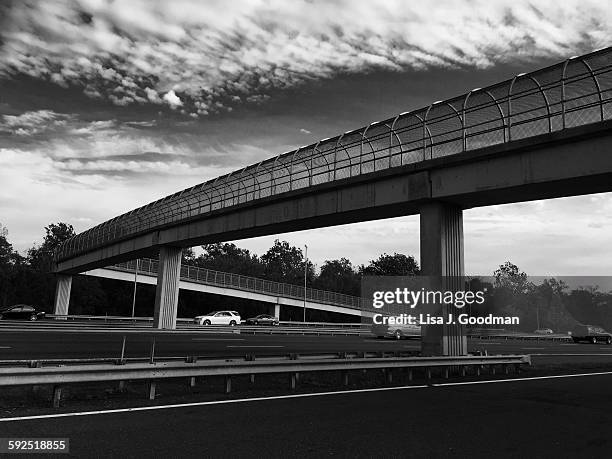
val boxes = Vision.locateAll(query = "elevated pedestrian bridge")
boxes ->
[55,46,612,274]
[52,46,612,354]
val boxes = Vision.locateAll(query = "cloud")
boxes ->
[1,110,73,136]
[0,1,609,116]
[162,90,183,108]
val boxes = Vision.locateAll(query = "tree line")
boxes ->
[2,221,611,330]
[0,221,419,320]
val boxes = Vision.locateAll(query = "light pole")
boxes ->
[131,259,139,320]
[303,244,308,322]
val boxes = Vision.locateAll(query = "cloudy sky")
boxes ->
[1,0,611,276]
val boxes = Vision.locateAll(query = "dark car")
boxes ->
[245,314,279,326]
[571,324,612,344]
[0,304,46,321]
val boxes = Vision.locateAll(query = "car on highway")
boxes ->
[571,324,612,344]
[194,310,241,326]
[371,321,421,340]
[534,328,554,334]
[0,304,46,321]
[245,314,280,326]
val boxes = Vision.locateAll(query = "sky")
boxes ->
[0,0,611,276]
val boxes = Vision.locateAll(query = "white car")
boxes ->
[194,310,241,326]
[534,328,554,334]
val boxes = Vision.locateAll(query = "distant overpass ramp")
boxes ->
[85,259,369,318]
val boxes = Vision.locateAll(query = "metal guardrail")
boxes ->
[469,334,572,342]
[0,353,530,406]
[0,317,370,336]
[57,46,612,261]
[1,316,578,340]
[109,258,365,310]
[41,315,365,328]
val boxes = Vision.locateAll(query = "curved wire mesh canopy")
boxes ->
[56,46,612,262]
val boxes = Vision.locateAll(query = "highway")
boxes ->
[2,327,612,365]
[2,371,612,457]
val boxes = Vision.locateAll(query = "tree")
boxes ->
[181,247,196,265]
[196,243,264,277]
[261,240,314,284]
[493,261,531,295]
[0,224,24,307]
[360,253,420,276]
[28,222,76,271]
[314,258,360,295]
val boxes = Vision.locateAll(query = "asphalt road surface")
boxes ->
[2,328,612,365]
[2,372,612,457]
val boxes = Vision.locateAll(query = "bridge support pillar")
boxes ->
[53,274,72,316]
[419,201,467,356]
[273,301,280,319]
[153,246,182,329]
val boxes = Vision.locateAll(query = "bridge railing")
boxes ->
[57,47,612,261]
[109,259,366,311]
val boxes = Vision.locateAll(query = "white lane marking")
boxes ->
[521,347,545,350]
[531,353,612,356]
[432,370,612,387]
[0,384,429,422]
[226,345,284,348]
[0,346,11,349]
[4,371,612,422]
[192,338,246,341]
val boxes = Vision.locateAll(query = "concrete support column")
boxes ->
[273,300,280,319]
[53,274,72,316]
[153,246,182,329]
[420,201,467,356]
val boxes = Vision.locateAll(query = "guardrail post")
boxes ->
[461,366,467,377]
[119,380,127,392]
[249,374,255,385]
[408,369,413,381]
[189,377,196,388]
[149,337,156,364]
[120,335,126,362]
[444,367,449,379]
[52,386,62,408]
[148,381,156,400]
[225,376,232,394]
[386,369,393,384]
[342,371,349,386]
[426,368,432,380]
[290,372,298,390]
